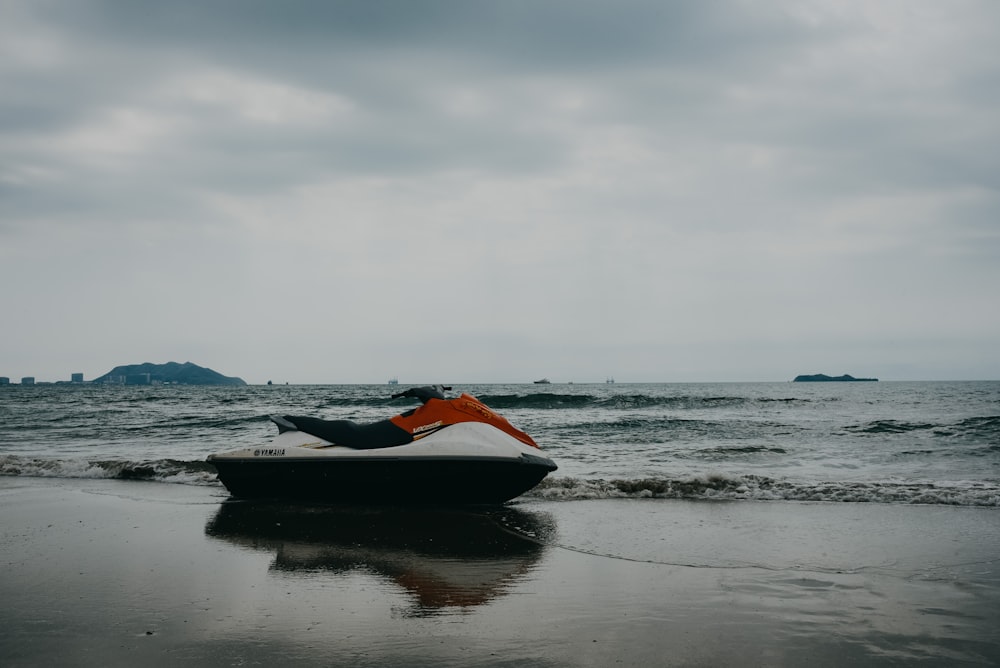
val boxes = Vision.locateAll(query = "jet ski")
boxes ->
[208,385,557,504]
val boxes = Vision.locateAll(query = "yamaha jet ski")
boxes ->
[208,386,557,504]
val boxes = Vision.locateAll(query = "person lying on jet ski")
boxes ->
[275,385,537,449]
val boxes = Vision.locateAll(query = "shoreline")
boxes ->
[2,477,999,667]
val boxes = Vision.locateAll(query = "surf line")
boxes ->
[550,543,895,574]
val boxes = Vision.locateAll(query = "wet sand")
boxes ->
[1,477,998,667]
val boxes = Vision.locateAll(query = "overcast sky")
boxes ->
[2,0,998,384]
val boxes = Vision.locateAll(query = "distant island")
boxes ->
[91,361,246,386]
[793,374,878,382]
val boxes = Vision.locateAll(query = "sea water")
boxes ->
[1,381,998,506]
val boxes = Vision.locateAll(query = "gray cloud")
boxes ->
[2,0,998,382]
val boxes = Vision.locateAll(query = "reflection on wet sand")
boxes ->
[205,502,555,614]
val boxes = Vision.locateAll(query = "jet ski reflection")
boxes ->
[205,501,555,613]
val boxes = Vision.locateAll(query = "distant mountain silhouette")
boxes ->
[91,361,246,386]
[793,373,878,382]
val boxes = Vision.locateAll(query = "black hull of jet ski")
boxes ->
[209,454,555,505]
[208,421,557,505]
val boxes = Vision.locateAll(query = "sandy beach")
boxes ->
[2,477,998,667]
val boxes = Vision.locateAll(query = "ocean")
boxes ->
[3,381,1000,666]
[2,381,998,506]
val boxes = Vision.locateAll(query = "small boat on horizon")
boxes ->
[533,378,551,384]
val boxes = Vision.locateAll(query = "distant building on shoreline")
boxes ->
[1,374,85,384]
[2,362,244,386]
[96,373,152,385]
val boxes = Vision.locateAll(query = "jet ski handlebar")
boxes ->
[391,385,453,403]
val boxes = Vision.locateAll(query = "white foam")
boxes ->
[529,475,1000,506]
[0,455,219,486]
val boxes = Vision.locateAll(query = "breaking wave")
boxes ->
[0,454,218,485]
[845,415,1000,440]
[475,393,810,410]
[528,475,1000,507]
[4,455,998,507]
[846,420,938,435]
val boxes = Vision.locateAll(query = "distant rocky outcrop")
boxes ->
[92,362,246,386]
[793,373,878,382]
